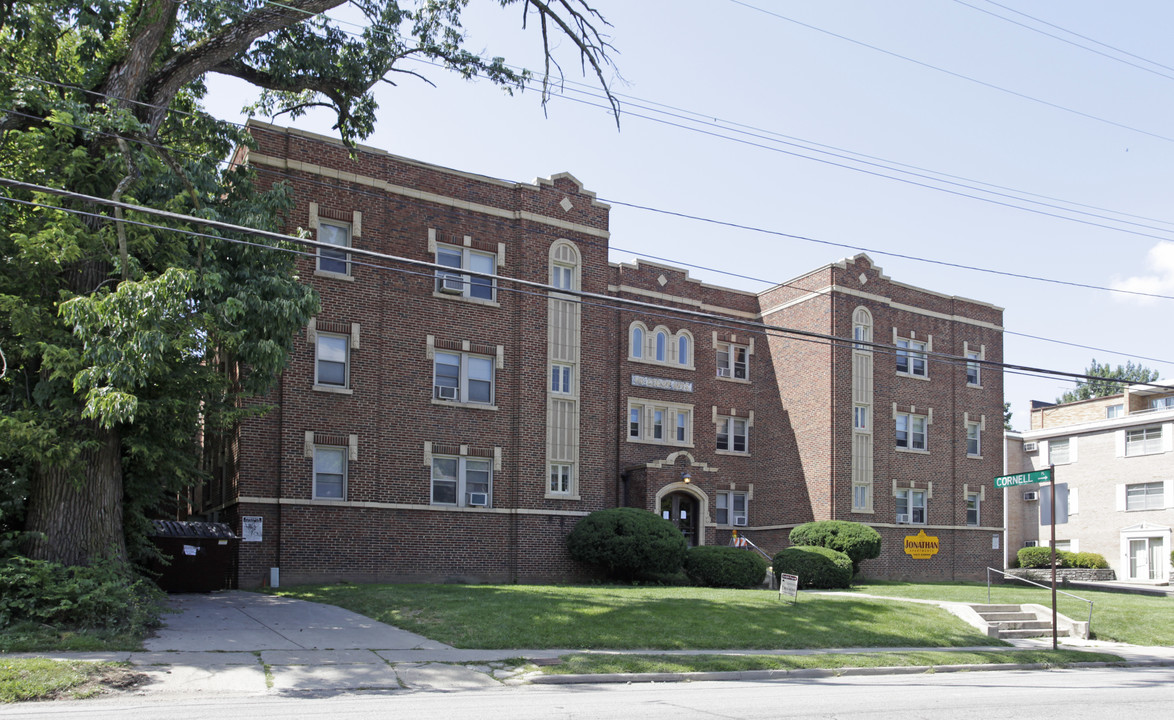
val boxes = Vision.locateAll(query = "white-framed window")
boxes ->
[313,446,347,500]
[435,245,496,301]
[896,488,926,524]
[1023,540,1039,548]
[716,416,749,453]
[630,325,644,359]
[716,342,748,380]
[854,405,869,430]
[715,491,748,526]
[1107,404,1124,419]
[551,363,573,395]
[1049,438,1071,465]
[853,484,871,512]
[655,330,667,362]
[315,333,349,388]
[966,491,980,526]
[1150,397,1174,411]
[549,463,573,495]
[678,335,690,366]
[627,399,693,446]
[853,309,872,349]
[1126,481,1165,511]
[966,351,981,386]
[317,220,351,276]
[895,413,927,451]
[434,351,494,404]
[896,338,927,377]
[551,263,574,291]
[431,456,492,507]
[966,422,981,457]
[1126,426,1162,456]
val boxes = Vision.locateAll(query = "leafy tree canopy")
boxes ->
[1057,359,1160,404]
[0,0,618,568]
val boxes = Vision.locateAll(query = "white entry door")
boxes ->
[1128,537,1164,581]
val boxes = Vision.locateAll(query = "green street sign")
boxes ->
[994,468,1053,489]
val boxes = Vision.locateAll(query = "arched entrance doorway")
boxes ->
[660,492,700,546]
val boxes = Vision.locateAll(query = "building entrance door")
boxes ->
[1128,537,1164,581]
[660,492,699,546]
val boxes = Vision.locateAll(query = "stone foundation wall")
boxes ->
[1008,567,1116,583]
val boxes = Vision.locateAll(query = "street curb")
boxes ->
[528,659,1174,685]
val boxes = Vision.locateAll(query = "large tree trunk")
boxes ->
[23,420,127,566]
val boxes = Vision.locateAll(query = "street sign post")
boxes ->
[993,469,1052,488]
[993,465,1058,649]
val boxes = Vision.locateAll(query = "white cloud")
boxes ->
[1112,241,1174,305]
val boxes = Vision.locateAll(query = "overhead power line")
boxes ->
[3,175,1171,385]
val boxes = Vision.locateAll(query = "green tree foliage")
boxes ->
[1004,401,1013,431]
[789,520,881,575]
[0,1,618,568]
[771,546,853,589]
[1058,359,1160,404]
[567,508,687,582]
[683,545,767,588]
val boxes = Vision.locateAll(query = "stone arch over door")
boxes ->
[655,482,709,547]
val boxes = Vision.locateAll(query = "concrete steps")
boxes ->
[969,604,1054,639]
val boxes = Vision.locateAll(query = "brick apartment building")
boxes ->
[194,122,1006,587]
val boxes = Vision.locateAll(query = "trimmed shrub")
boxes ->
[771,545,852,589]
[789,521,881,574]
[1018,546,1067,568]
[567,508,687,581]
[1069,552,1110,569]
[0,556,163,633]
[684,546,768,588]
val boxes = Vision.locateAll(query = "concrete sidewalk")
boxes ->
[7,590,1174,698]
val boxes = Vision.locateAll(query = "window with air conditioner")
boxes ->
[716,342,749,380]
[431,456,492,507]
[1023,491,1039,501]
[433,351,494,405]
[895,488,926,524]
[435,245,496,301]
[715,491,748,527]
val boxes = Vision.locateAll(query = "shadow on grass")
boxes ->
[274,584,997,650]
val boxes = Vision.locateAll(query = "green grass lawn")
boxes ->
[846,580,1174,646]
[272,583,1004,650]
[0,658,127,702]
[0,622,144,654]
[543,648,1124,675]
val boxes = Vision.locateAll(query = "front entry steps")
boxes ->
[960,603,1089,640]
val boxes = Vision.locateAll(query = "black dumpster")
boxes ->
[148,520,239,592]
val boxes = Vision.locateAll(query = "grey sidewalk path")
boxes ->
[5,590,1174,698]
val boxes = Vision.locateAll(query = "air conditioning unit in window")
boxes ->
[435,385,458,401]
[717,367,732,377]
[1023,540,1038,548]
[439,275,464,294]
[467,492,488,507]
[734,516,748,527]
[1023,491,1039,502]
[896,514,910,524]
[1023,441,1038,453]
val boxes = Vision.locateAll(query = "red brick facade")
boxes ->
[193,123,1005,587]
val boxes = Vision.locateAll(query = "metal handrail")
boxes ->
[987,566,1094,630]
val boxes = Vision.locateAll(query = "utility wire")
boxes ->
[728,0,1174,145]
[3,176,1171,385]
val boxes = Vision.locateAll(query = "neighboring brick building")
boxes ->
[192,122,1006,587]
[1006,383,1174,583]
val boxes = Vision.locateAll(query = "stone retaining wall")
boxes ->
[1008,567,1116,583]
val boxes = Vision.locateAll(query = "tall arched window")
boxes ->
[678,335,690,365]
[853,307,873,349]
[631,326,644,359]
[656,331,667,362]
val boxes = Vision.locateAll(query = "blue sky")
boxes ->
[204,1,1174,431]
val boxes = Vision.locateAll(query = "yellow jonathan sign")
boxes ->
[903,530,940,559]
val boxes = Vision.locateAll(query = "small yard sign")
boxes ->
[903,530,940,559]
[778,572,799,603]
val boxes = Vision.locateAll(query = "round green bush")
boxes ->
[1069,552,1109,569]
[567,508,687,581]
[789,521,881,574]
[684,545,768,588]
[0,556,163,632]
[1017,546,1065,568]
[771,545,853,589]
